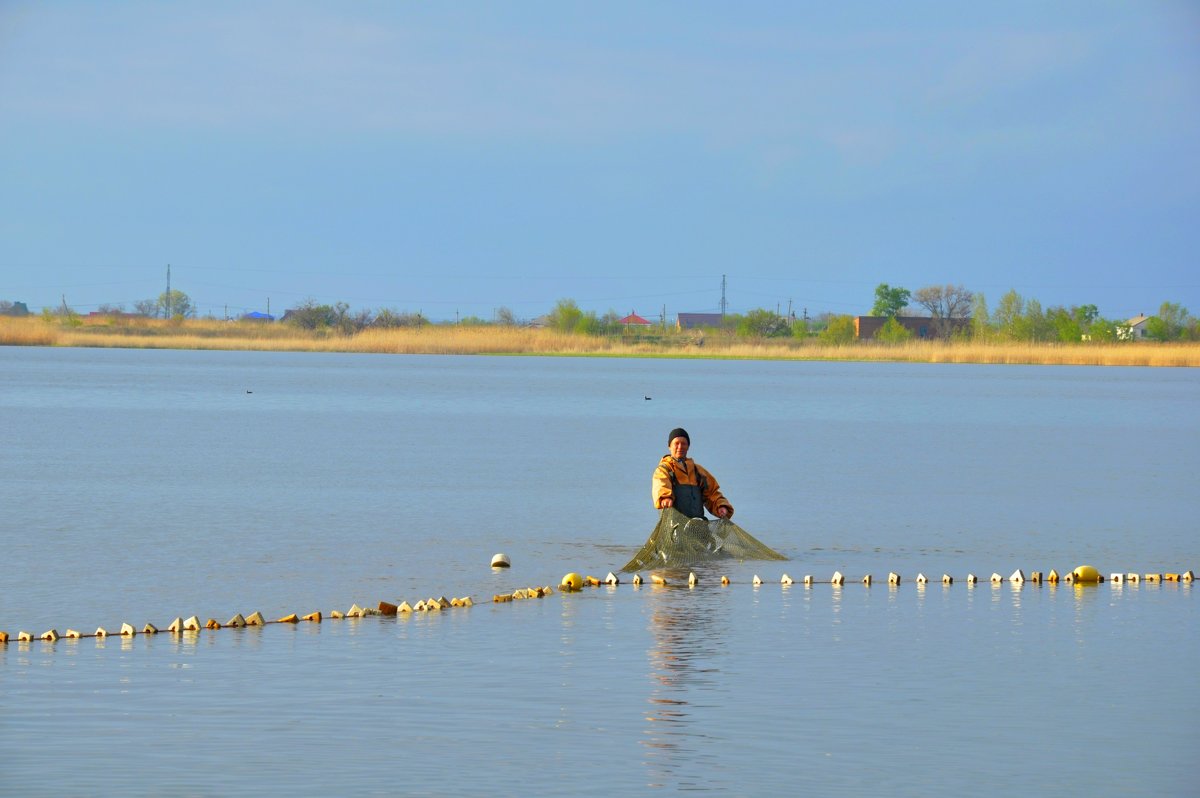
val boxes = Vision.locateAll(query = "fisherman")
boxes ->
[652,427,733,520]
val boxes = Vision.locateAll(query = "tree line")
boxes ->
[7,283,1196,343]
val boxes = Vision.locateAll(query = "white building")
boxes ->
[1118,313,1152,341]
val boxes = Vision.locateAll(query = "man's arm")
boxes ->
[652,463,674,509]
[698,465,733,518]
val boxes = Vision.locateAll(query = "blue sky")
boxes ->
[2,2,1197,322]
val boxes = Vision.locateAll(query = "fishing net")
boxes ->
[621,508,788,572]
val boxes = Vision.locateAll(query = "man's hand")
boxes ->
[716,506,730,518]
[660,497,674,508]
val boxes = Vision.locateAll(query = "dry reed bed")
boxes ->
[2,317,1198,366]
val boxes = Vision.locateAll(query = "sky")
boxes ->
[1,2,1198,323]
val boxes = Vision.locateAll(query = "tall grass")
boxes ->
[2,316,1198,366]
[0,316,58,346]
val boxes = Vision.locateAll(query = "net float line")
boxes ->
[2,567,1191,647]
[1,596,475,646]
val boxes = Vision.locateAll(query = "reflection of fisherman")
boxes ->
[652,427,733,520]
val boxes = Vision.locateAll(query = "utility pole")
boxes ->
[166,264,171,318]
[661,304,667,330]
[267,298,270,317]
[720,275,727,320]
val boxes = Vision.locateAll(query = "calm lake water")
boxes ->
[2,346,1197,796]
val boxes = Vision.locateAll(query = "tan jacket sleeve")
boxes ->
[652,461,674,508]
[696,463,733,518]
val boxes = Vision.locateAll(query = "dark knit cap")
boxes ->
[667,427,690,445]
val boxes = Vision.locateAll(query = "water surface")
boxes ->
[1,347,1196,795]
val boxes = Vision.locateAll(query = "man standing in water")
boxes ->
[652,427,733,520]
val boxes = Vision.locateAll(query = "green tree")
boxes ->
[970,293,992,341]
[875,316,913,343]
[1145,301,1191,341]
[1085,316,1120,342]
[1023,299,1052,341]
[736,308,791,338]
[548,298,584,333]
[1047,306,1082,343]
[156,289,195,319]
[574,310,602,335]
[871,284,911,319]
[993,290,1024,340]
[818,314,856,344]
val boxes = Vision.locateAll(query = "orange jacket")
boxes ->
[651,455,733,518]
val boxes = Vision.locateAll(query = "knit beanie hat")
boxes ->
[667,427,690,445]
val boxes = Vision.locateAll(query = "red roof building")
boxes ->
[619,312,653,326]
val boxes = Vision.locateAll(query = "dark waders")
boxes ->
[670,466,709,519]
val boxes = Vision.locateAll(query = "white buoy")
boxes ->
[491,553,511,568]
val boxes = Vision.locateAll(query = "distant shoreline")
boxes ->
[2,316,1198,367]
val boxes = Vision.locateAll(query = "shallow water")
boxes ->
[2,347,1197,795]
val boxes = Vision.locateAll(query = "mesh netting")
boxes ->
[621,508,788,572]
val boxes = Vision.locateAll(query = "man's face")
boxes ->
[669,436,690,459]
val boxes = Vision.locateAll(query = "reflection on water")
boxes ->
[641,579,729,791]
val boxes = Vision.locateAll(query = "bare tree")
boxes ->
[912,284,974,339]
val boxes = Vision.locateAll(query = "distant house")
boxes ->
[241,311,275,322]
[854,315,970,340]
[676,312,724,330]
[0,301,30,317]
[1118,313,1152,341]
[619,312,653,327]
